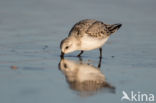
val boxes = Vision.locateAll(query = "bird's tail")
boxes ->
[108,24,122,34]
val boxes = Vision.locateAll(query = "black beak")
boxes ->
[60,52,64,58]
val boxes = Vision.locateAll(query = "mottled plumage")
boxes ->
[68,19,119,39]
[60,19,122,57]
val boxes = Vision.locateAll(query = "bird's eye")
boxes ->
[65,46,69,49]
[64,63,67,68]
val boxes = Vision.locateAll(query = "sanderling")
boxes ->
[60,19,122,57]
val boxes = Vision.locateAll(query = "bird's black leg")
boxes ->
[77,50,83,57]
[97,48,103,68]
[98,56,102,68]
[99,48,102,58]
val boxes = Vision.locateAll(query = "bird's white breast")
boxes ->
[80,35,109,51]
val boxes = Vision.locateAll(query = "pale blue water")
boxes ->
[0,0,156,103]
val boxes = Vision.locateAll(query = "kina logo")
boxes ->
[121,90,155,102]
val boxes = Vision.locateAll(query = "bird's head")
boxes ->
[60,37,79,56]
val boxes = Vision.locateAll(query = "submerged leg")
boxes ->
[77,51,84,57]
[99,48,102,58]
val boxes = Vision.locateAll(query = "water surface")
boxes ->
[0,0,156,103]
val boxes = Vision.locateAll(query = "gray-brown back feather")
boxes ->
[68,19,96,37]
[86,21,110,38]
[68,19,121,39]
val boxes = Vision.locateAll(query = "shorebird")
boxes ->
[60,19,122,57]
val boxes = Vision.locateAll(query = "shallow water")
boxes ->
[0,0,156,103]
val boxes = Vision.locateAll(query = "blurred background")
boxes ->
[0,0,156,103]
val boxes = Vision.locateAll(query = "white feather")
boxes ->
[80,34,109,51]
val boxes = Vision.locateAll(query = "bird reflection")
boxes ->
[58,57,115,96]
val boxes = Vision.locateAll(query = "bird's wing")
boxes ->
[86,21,109,39]
[68,19,96,37]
